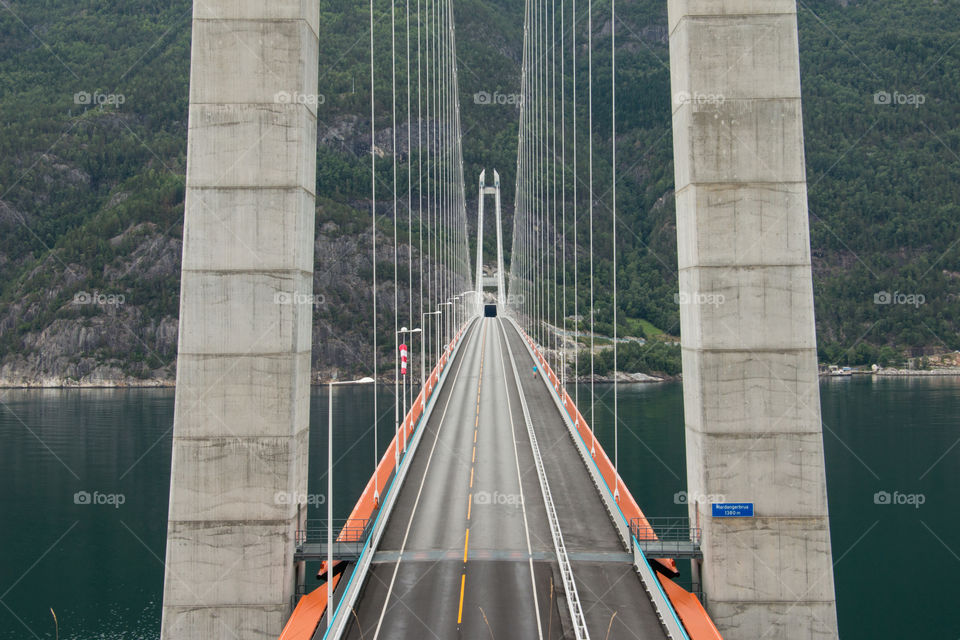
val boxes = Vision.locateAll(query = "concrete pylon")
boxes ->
[475,169,486,308]
[493,170,506,307]
[668,2,839,637]
[161,3,319,638]
[475,170,507,310]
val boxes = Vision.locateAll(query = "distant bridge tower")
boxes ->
[160,3,318,638]
[474,169,506,310]
[669,2,839,638]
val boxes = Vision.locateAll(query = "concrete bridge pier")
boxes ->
[160,2,319,638]
[668,1,840,637]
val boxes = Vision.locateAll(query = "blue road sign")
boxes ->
[712,503,754,518]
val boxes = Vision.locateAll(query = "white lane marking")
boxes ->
[500,318,592,640]
[372,320,486,640]
[494,319,545,640]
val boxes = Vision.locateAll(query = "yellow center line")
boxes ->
[457,573,466,624]
[459,323,488,627]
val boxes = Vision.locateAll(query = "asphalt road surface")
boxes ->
[340,318,668,640]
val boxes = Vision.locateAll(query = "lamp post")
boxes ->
[395,327,421,461]
[438,302,453,365]
[448,296,462,342]
[326,376,373,632]
[447,296,460,346]
[422,311,442,392]
[459,289,480,320]
[470,289,482,318]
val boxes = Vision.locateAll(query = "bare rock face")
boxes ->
[0,199,419,386]
[0,224,181,387]
[0,127,446,387]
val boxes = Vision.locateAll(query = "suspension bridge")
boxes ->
[160,1,838,639]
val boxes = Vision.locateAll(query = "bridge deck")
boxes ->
[502,323,667,639]
[338,318,667,639]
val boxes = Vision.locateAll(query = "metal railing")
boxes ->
[296,518,373,545]
[630,517,700,542]
[294,518,373,561]
[503,320,591,640]
[630,517,702,559]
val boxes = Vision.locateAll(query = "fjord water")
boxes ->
[1,378,957,638]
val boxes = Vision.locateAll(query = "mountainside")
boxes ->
[0,0,958,385]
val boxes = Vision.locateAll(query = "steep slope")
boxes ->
[0,0,958,385]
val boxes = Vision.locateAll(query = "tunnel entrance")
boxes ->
[484,304,497,318]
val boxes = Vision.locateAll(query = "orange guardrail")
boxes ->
[278,326,468,640]
[519,327,722,640]
[278,583,337,640]
[658,574,724,640]
[343,327,464,526]
[521,330,656,532]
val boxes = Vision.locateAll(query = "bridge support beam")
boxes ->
[668,2,839,637]
[161,3,319,638]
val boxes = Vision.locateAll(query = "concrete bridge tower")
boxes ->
[474,169,507,308]
[160,2,319,638]
[668,2,840,637]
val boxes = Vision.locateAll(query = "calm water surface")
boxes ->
[1,377,957,638]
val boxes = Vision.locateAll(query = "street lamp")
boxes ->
[326,375,373,632]
[457,289,480,321]
[448,296,463,341]
[438,302,453,364]
[461,289,481,319]
[395,327,421,462]
[422,311,442,392]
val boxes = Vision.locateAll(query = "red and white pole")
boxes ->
[399,343,408,451]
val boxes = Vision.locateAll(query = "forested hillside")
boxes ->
[0,0,957,384]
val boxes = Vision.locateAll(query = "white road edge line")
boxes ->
[506,317,690,640]
[372,320,485,640]
[493,319,545,640]
[499,318,591,640]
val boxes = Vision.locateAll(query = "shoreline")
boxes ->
[821,368,960,378]
[0,373,678,389]
[4,369,959,389]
